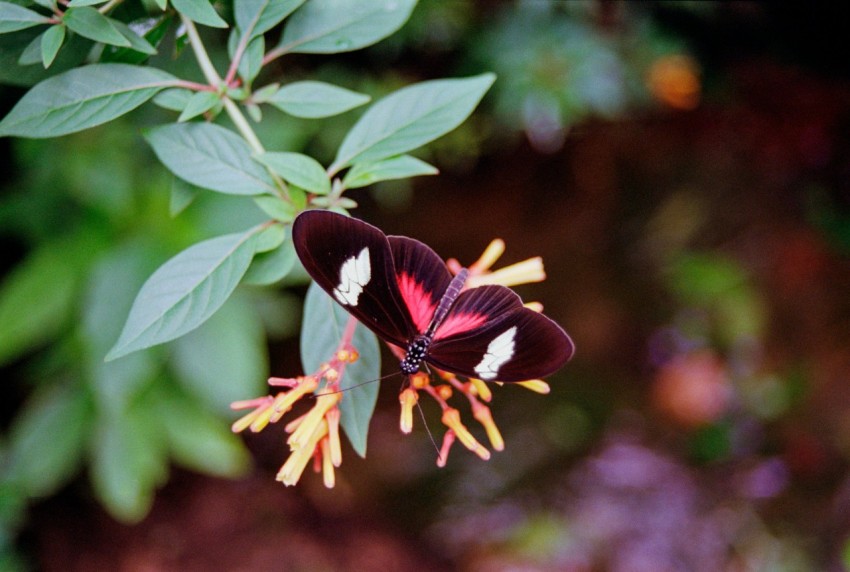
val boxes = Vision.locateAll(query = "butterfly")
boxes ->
[292,210,574,383]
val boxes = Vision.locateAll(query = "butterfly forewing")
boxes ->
[292,211,412,347]
[427,286,574,381]
[387,236,453,335]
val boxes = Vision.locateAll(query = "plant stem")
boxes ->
[97,0,123,14]
[181,16,222,86]
[181,15,290,201]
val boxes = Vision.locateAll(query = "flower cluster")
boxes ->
[231,239,552,487]
[231,335,359,488]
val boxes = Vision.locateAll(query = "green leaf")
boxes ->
[256,151,330,195]
[170,0,227,28]
[277,0,415,54]
[331,73,494,172]
[254,222,286,252]
[0,63,177,137]
[82,241,162,412]
[0,242,85,366]
[343,154,437,189]
[40,23,64,67]
[104,18,157,56]
[152,87,192,111]
[227,29,263,85]
[101,16,168,64]
[268,80,369,118]
[154,389,251,477]
[300,282,380,457]
[90,407,168,523]
[177,90,219,122]
[242,230,295,285]
[106,229,261,360]
[169,176,200,216]
[252,194,295,221]
[235,0,302,39]
[63,7,130,47]
[6,385,91,498]
[144,123,276,195]
[67,0,108,6]
[0,2,49,34]
[16,27,42,64]
[171,295,267,414]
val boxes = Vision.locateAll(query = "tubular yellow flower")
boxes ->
[320,437,335,489]
[289,391,341,448]
[326,407,342,467]
[472,401,504,451]
[399,387,418,434]
[277,419,328,486]
[466,256,546,289]
[468,378,492,402]
[441,408,490,461]
[230,396,273,433]
[469,238,506,273]
[517,379,551,394]
[524,301,544,313]
[437,430,456,468]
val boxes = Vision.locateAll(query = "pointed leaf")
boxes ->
[0,63,177,137]
[256,151,330,195]
[343,154,437,189]
[6,385,91,497]
[106,229,261,360]
[63,7,131,47]
[269,80,369,118]
[0,240,87,366]
[67,0,107,6]
[235,0,302,39]
[170,0,227,28]
[301,282,380,457]
[177,90,219,122]
[331,73,495,172]
[101,16,169,64]
[40,22,64,67]
[153,87,192,111]
[242,230,295,285]
[171,295,267,414]
[0,2,49,33]
[106,18,157,56]
[253,194,296,221]
[90,408,167,523]
[16,28,43,64]
[228,29,263,84]
[144,123,276,195]
[154,389,251,476]
[277,0,415,54]
[170,176,200,216]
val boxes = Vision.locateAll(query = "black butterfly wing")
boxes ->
[292,210,412,347]
[426,285,575,382]
[387,235,453,335]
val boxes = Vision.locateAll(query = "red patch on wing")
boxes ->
[397,272,436,333]
[434,312,487,340]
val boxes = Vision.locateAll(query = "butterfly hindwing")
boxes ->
[388,236,453,335]
[427,286,574,381]
[292,211,411,347]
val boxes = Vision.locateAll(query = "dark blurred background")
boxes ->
[3,1,850,570]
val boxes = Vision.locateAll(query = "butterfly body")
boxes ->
[293,211,574,382]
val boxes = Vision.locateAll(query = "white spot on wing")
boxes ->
[474,326,517,380]
[333,247,371,306]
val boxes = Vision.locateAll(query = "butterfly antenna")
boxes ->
[314,371,401,397]
[411,365,443,464]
